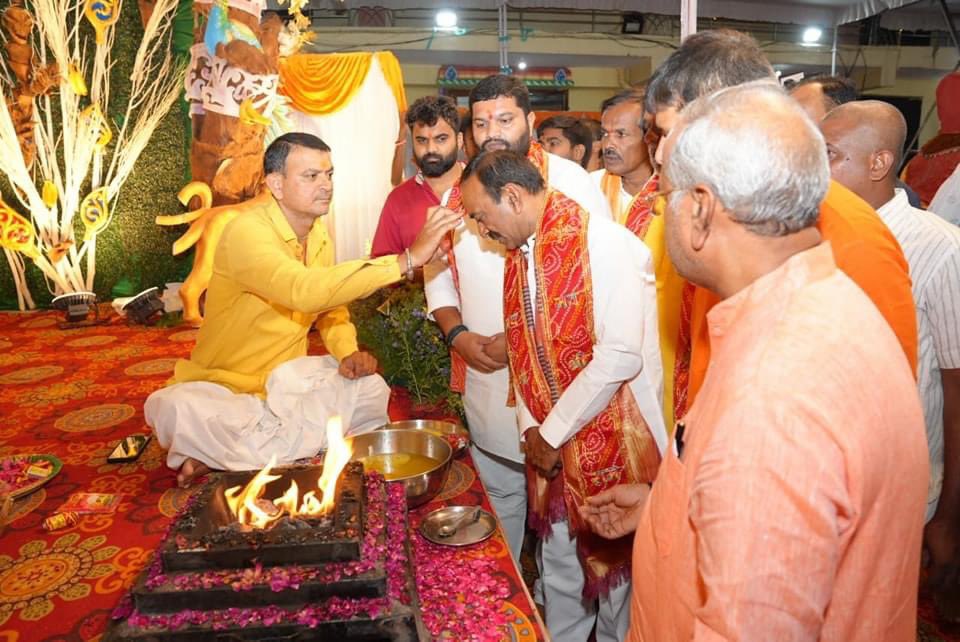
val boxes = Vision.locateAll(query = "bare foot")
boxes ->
[177,457,212,488]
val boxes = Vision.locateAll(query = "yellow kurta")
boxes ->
[601,170,685,432]
[173,192,402,395]
[641,213,685,433]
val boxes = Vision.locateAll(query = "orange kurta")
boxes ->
[628,242,927,642]
[686,180,918,402]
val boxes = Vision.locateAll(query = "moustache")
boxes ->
[421,154,443,164]
[482,139,509,151]
[603,149,622,161]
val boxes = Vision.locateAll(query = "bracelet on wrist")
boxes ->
[404,248,415,281]
[445,324,469,348]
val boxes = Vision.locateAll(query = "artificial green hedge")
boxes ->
[0,0,193,309]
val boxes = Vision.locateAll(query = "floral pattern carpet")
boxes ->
[0,308,954,642]
[0,310,546,641]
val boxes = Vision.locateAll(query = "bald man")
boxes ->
[822,100,960,594]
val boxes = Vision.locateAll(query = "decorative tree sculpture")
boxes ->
[0,0,184,309]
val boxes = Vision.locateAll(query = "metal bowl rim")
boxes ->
[348,428,453,482]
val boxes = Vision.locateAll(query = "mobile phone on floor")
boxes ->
[107,434,151,463]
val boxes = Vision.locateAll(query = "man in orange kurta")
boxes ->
[585,82,928,642]
[643,29,916,409]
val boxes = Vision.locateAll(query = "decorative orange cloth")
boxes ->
[278,51,407,116]
[444,142,550,394]
[504,190,661,599]
[687,180,918,403]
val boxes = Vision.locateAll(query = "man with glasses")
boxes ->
[585,81,928,642]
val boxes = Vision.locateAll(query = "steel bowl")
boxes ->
[348,429,452,507]
[377,419,470,455]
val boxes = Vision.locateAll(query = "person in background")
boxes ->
[584,82,928,642]
[370,96,462,258]
[459,109,479,162]
[581,117,604,172]
[789,74,858,121]
[903,71,960,206]
[790,74,922,207]
[536,115,592,169]
[820,100,960,604]
[643,29,917,413]
[931,163,960,226]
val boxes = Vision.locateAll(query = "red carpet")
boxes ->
[0,309,954,641]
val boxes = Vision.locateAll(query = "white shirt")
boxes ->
[590,169,632,224]
[930,163,960,226]
[878,189,960,520]
[514,213,667,455]
[424,152,612,462]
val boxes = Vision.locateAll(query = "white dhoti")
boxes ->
[145,356,391,471]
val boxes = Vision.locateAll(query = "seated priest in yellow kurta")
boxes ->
[145,133,460,487]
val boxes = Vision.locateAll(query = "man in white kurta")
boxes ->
[424,76,612,565]
[458,149,666,642]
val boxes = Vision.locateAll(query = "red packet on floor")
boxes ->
[57,492,123,514]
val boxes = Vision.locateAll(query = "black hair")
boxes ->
[580,117,602,142]
[469,75,532,116]
[644,29,774,114]
[537,115,593,169]
[264,132,331,175]
[792,74,859,108]
[461,150,546,203]
[601,87,646,114]
[405,95,460,132]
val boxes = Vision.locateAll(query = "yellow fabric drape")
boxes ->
[279,51,407,115]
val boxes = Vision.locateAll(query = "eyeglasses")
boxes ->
[648,189,685,218]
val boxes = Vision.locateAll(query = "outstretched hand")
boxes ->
[579,483,651,540]
[408,206,462,267]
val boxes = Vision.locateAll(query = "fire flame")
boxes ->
[223,416,351,529]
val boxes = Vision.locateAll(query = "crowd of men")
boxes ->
[146,27,960,642]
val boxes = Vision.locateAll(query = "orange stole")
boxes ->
[443,142,551,394]
[503,190,661,598]
[600,171,659,237]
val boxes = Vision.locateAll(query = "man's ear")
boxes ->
[502,183,524,214]
[527,111,537,137]
[572,143,586,164]
[457,132,464,152]
[690,184,717,252]
[870,150,896,182]
[265,172,283,199]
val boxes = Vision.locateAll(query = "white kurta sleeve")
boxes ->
[538,220,652,448]
[423,260,460,314]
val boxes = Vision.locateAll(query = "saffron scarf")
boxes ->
[600,171,658,237]
[503,190,661,598]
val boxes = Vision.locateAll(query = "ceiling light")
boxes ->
[517,60,528,71]
[435,10,457,30]
[802,27,823,44]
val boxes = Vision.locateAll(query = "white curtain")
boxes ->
[286,57,399,261]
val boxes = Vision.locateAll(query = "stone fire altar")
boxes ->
[104,462,427,641]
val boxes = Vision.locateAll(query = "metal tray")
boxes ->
[419,505,496,547]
